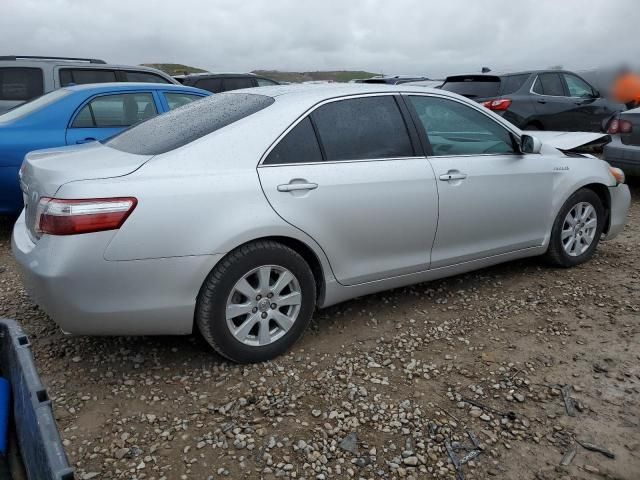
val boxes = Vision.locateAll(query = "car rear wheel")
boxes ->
[544,188,605,267]
[196,240,316,363]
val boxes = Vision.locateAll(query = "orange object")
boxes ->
[612,72,640,107]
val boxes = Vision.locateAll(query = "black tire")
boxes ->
[195,240,316,363]
[544,188,605,267]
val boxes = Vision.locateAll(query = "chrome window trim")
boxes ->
[529,74,568,98]
[258,92,423,167]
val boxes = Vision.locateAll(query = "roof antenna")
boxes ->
[481,67,491,73]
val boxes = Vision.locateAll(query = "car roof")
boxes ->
[443,70,580,81]
[60,83,209,94]
[231,83,456,103]
[180,72,258,78]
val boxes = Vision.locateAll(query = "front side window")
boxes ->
[71,93,156,128]
[532,73,565,96]
[311,96,414,161]
[563,74,594,97]
[409,96,515,156]
[264,117,323,165]
[59,68,117,86]
[0,67,44,101]
[164,92,204,110]
[124,71,171,84]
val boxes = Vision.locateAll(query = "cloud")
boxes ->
[3,0,639,77]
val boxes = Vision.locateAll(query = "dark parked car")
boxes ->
[604,106,640,176]
[175,73,279,93]
[357,75,432,85]
[439,70,624,132]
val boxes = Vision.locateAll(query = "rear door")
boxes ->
[531,73,577,130]
[258,94,439,285]
[65,92,158,144]
[406,94,553,267]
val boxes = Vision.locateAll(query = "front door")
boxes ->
[406,94,553,268]
[258,95,439,285]
[65,92,158,145]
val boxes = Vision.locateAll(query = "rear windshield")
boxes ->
[106,92,275,155]
[0,89,69,123]
[440,76,501,98]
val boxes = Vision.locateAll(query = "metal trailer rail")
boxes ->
[0,318,74,480]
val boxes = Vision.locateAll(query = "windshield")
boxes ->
[440,76,501,98]
[0,89,70,123]
[106,92,275,155]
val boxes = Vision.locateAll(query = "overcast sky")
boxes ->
[3,0,639,77]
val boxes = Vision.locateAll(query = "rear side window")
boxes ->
[311,96,413,161]
[0,67,44,101]
[440,76,501,98]
[164,92,204,110]
[60,68,117,86]
[533,73,565,96]
[72,93,157,128]
[223,78,255,91]
[106,93,275,155]
[264,117,323,165]
[124,71,171,84]
[194,78,223,93]
[500,74,529,95]
[256,78,278,87]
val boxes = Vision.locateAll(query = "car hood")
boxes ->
[531,131,611,152]
[20,142,152,198]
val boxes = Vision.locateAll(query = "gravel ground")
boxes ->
[0,181,638,480]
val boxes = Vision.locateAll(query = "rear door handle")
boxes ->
[537,99,547,104]
[439,172,467,181]
[76,137,96,144]
[277,182,318,192]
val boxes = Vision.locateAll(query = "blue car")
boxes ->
[0,83,210,214]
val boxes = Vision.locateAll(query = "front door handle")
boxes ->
[277,182,318,192]
[537,99,547,104]
[439,172,467,181]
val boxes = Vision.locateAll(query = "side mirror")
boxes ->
[521,134,542,154]
[592,89,600,98]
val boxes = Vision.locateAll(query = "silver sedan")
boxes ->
[12,84,631,363]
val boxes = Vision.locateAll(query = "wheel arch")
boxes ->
[581,182,612,234]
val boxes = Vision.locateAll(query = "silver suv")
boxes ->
[0,55,178,114]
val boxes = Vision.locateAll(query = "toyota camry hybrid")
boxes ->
[12,84,631,363]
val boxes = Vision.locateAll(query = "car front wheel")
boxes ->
[196,240,316,363]
[544,188,605,267]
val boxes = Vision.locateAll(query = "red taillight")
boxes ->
[35,197,137,236]
[608,118,633,134]
[482,98,512,111]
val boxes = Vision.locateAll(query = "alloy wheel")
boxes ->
[225,265,302,346]
[561,201,598,257]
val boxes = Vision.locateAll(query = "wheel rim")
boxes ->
[225,265,302,347]
[561,201,598,257]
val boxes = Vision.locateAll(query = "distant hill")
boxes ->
[141,63,207,75]
[141,65,380,83]
[252,70,380,83]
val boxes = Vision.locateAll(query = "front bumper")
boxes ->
[603,183,631,241]
[11,212,222,336]
[604,135,640,176]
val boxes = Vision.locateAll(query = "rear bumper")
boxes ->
[11,212,222,335]
[603,183,631,241]
[604,135,640,176]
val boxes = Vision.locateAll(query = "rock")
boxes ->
[403,456,419,466]
[339,432,358,454]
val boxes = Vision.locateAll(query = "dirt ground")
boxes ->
[0,181,638,480]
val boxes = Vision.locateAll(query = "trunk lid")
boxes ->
[20,142,151,240]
